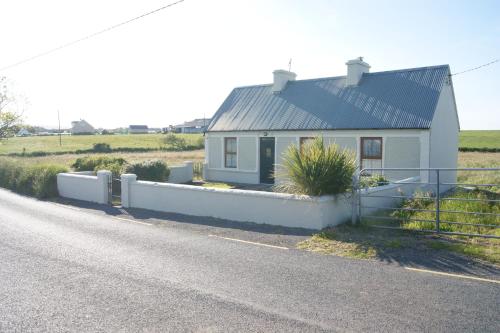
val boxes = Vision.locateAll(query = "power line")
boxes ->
[451,58,499,76]
[0,0,185,72]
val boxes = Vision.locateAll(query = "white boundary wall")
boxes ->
[359,176,424,216]
[121,174,351,230]
[57,170,111,204]
[168,161,193,184]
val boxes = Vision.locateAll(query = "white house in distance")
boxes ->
[173,118,211,134]
[204,58,459,185]
[70,119,95,135]
[16,128,32,137]
[129,125,149,134]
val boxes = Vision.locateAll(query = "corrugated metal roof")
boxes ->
[207,65,450,132]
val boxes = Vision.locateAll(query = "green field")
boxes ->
[0,133,203,155]
[0,130,497,155]
[459,130,500,149]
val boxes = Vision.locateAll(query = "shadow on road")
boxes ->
[54,198,499,278]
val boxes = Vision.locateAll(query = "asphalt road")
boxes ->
[0,189,498,332]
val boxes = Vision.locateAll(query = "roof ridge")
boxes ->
[366,64,450,76]
[231,64,449,90]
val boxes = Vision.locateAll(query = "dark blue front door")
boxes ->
[259,137,275,184]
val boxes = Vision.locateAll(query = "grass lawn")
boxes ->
[459,130,500,149]
[0,133,203,154]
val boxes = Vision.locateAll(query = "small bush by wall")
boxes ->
[277,137,356,196]
[0,158,68,198]
[125,159,170,182]
[359,174,389,188]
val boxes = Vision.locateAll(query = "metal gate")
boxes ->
[107,175,121,206]
[352,168,500,239]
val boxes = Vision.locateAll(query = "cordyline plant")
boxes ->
[276,137,356,196]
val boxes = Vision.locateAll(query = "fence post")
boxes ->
[351,172,359,225]
[96,170,112,205]
[121,174,137,208]
[435,169,440,233]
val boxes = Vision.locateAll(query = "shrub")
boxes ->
[392,190,434,221]
[276,137,356,196]
[0,158,68,198]
[459,147,500,152]
[162,133,187,151]
[359,174,389,188]
[195,135,205,149]
[0,158,22,189]
[92,142,112,153]
[125,159,170,182]
[72,156,126,172]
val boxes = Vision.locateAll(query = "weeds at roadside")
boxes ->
[297,223,500,265]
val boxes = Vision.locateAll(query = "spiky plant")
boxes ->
[276,137,356,196]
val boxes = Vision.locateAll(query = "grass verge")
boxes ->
[297,224,500,265]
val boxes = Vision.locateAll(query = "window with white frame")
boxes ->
[360,137,382,171]
[224,137,237,168]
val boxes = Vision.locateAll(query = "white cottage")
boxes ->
[204,58,459,185]
[70,119,95,135]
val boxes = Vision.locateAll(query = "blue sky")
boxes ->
[0,0,498,129]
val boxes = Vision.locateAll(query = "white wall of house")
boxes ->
[429,82,460,184]
[205,129,431,184]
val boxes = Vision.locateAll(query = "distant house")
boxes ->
[129,125,148,134]
[173,118,211,134]
[16,128,32,137]
[205,58,459,185]
[70,119,95,135]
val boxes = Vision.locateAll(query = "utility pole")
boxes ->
[57,110,62,146]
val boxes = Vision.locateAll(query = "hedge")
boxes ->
[458,147,500,152]
[1,145,204,158]
[125,160,170,182]
[0,158,68,198]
